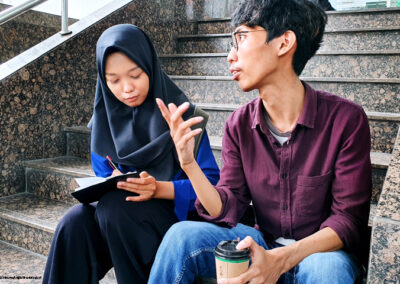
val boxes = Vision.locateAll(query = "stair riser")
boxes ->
[66,131,91,160]
[195,11,400,34]
[177,31,400,53]
[212,147,386,204]
[26,168,79,203]
[0,218,52,256]
[174,78,400,113]
[203,109,399,153]
[160,54,400,79]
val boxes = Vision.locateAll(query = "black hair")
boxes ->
[231,0,327,75]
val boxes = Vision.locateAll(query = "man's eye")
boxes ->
[238,33,246,41]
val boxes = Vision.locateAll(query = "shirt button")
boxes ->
[282,204,288,210]
[281,173,287,179]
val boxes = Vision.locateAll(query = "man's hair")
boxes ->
[231,0,327,75]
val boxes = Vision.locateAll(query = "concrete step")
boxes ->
[0,240,46,283]
[209,135,391,205]
[0,193,116,283]
[176,28,400,53]
[199,103,400,153]
[193,8,400,34]
[24,156,94,203]
[170,75,400,113]
[159,51,400,79]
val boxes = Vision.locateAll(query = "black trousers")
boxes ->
[43,190,178,284]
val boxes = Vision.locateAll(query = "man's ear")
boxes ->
[277,30,297,57]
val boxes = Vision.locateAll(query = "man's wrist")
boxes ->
[270,245,297,274]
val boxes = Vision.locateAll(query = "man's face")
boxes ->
[227,25,280,92]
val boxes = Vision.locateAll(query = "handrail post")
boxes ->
[60,0,72,35]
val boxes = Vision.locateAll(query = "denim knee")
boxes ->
[296,250,361,283]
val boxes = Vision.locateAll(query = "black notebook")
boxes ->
[71,172,140,204]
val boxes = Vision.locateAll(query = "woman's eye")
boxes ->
[239,34,246,41]
[110,79,119,84]
[130,71,142,79]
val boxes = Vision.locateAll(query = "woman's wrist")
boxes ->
[154,181,175,200]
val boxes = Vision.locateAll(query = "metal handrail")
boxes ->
[0,0,71,35]
[0,0,48,25]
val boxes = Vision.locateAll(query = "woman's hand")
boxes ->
[218,237,287,284]
[156,99,204,168]
[117,171,157,202]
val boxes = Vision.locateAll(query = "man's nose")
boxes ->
[227,46,238,64]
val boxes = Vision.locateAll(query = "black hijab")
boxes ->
[89,24,195,180]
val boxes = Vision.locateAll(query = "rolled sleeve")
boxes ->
[320,108,372,252]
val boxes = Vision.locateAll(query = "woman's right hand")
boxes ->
[156,99,204,168]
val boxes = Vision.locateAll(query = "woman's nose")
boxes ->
[122,79,134,93]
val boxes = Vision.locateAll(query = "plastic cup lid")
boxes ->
[214,240,250,260]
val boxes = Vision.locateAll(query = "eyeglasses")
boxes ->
[231,30,267,51]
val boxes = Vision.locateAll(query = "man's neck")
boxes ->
[258,76,305,133]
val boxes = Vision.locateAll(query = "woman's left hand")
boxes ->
[117,171,157,202]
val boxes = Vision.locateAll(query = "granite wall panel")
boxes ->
[0,0,196,197]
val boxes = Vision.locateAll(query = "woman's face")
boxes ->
[105,52,150,107]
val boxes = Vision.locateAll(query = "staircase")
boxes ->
[0,6,399,283]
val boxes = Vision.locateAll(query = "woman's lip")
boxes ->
[126,96,139,102]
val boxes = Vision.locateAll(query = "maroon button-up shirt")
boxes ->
[196,82,372,254]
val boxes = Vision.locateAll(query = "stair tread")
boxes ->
[0,240,46,282]
[177,26,400,39]
[198,102,400,121]
[0,193,72,232]
[160,49,400,57]
[24,156,94,177]
[209,135,391,169]
[170,75,400,84]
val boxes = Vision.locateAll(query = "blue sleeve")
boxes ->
[172,130,220,221]
[91,152,113,177]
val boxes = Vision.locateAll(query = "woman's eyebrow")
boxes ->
[105,67,140,76]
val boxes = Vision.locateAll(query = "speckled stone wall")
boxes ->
[0,4,77,64]
[368,129,400,282]
[0,0,196,197]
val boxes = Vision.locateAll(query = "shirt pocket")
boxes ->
[294,171,333,216]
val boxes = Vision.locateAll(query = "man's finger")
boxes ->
[156,98,171,125]
[170,102,190,125]
[236,236,257,251]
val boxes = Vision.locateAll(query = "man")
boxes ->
[150,0,371,283]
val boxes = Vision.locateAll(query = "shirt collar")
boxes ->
[251,81,317,130]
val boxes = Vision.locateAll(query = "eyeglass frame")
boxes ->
[231,29,267,51]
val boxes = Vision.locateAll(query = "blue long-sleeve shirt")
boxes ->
[91,131,220,221]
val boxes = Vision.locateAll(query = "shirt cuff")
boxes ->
[195,186,237,228]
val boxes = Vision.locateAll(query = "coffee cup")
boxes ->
[214,240,250,279]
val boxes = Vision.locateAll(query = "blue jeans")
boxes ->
[148,221,362,284]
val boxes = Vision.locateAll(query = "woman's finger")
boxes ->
[126,194,151,202]
[117,182,155,191]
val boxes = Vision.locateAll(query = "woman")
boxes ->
[43,24,219,284]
